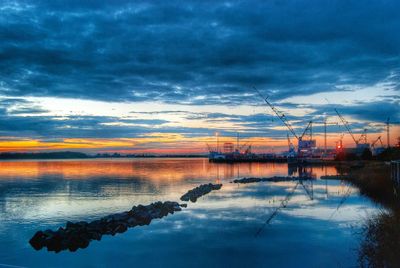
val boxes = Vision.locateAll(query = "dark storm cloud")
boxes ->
[0,0,399,105]
[1,0,399,145]
[308,99,400,123]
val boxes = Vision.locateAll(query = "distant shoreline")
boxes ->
[0,151,207,160]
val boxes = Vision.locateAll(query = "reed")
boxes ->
[345,162,400,267]
[359,210,400,267]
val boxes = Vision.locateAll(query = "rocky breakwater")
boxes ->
[320,175,347,180]
[180,183,222,202]
[29,201,183,253]
[232,176,312,184]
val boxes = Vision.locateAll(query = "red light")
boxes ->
[337,145,341,149]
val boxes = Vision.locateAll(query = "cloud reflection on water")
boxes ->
[0,158,380,267]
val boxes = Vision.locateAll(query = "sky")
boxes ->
[0,0,399,154]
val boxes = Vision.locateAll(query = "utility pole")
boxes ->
[236,132,239,150]
[324,120,327,155]
[387,117,390,148]
[216,132,219,153]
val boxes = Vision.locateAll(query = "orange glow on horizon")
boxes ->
[0,126,398,154]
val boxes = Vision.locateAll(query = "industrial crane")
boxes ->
[300,121,313,141]
[358,129,368,144]
[254,87,300,140]
[287,133,296,156]
[238,142,252,154]
[254,87,338,158]
[254,87,313,141]
[371,136,383,148]
[206,143,216,153]
[370,136,385,156]
[334,108,359,145]
[287,133,293,148]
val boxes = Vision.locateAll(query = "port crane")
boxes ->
[287,133,295,153]
[371,136,383,149]
[241,143,253,154]
[254,87,312,141]
[333,107,375,157]
[254,87,337,157]
[334,108,360,145]
[206,143,217,153]
[302,120,338,154]
[335,109,400,150]
[254,87,300,140]
[358,129,368,144]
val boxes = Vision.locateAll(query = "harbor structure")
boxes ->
[208,88,398,163]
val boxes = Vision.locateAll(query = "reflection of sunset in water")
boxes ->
[0,158,380,268]
[0,158,342,223]
[0,158,339,181]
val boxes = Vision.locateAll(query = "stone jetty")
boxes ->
[320,175,347,180]
[29,201,183,253]
[232,176,312,184]
[180,183,222,202]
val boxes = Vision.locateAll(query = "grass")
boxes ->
[346,162,398,210]
[341,162,400,267]
[359,210,400,267]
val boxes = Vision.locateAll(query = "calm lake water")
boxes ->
[0,158,380,267]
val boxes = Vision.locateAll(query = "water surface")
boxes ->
[0,158,380,267]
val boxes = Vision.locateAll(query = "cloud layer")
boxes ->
[1,0,399,103]
[0,0,399,151]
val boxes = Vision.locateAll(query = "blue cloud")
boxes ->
[0,0,398,105]
[0,0,399,144]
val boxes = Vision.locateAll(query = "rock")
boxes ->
[46,233,63,252]
[232,177,262,183]
[66,221,76,229]
[67,234,80,252]
[112,212,130,221]
[77,236,90,249]
[29,231,46,250]
[180,183,222,202]
[43,229,55,237]
[127,217,138,227]
[90,232,102,241]
[114,223,127,233]
[232,176,311,184]
[29,201,185,253]
[133,210,152,225]
[320,175,346,180]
